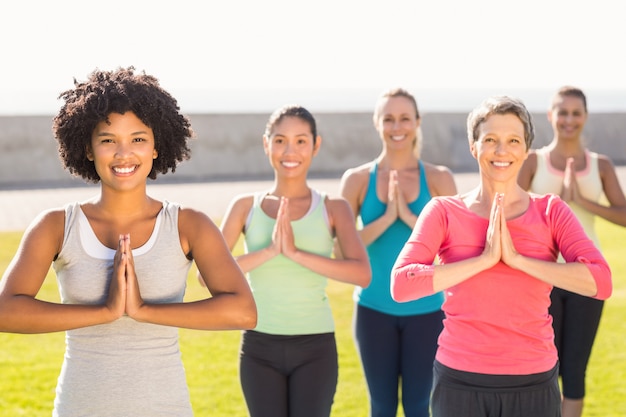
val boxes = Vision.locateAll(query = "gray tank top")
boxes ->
[52,201,193,416]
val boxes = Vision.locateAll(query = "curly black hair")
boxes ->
[52,66,194,182]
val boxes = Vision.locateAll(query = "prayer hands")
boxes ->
[107,234,144,319]
[483,193,520,269]
[386,170,414,225]
[270,197,298,259]
[561,157,579,203]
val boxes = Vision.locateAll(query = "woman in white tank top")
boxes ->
[0,67,257,416]
[518,86,626,417]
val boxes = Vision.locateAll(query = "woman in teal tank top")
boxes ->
[340,88,457,417]
[218,105,371,417]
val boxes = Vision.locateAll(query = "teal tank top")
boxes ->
[244,189,335,335]
[354,161,444,316]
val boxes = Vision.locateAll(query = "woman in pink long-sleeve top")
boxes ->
[391,95,612,417]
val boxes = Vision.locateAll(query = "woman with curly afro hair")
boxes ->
[0,66,257,416]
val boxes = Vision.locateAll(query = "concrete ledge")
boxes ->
[2,112,625,188]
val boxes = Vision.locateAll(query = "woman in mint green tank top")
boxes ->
[0,67,257,417]
[518,86,626,417]
[218,105,371,417]
[340,88,457,417]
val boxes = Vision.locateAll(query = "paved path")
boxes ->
[3,168,625,232]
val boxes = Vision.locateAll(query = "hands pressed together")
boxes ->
[384,170,417,227]
[561,157,580,203]
[106,234,144,321]
[482,193,522,270]
[268,197,298,260]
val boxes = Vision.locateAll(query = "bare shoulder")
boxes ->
[422,161,457,196]
[27,207,66,234]
[422,161,453,177]
[340,161,374,195]
[323,195,355,230]
[20,207,66,255]
[341,161,374,184]
[177,206,217,233]
[324,195,352,213]
[518,151,538,189]
[596,153,617,172]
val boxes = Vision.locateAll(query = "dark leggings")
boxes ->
[353,304,444,417]
[431,360,561,417]
[239,330,338,417]
[550,287,604,399]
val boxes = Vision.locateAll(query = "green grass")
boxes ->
[1,219,625,416]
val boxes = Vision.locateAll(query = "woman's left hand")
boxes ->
[278,197,298,258]
[498,197,520,268]
[120,234,144,319]
[561,157,580,203]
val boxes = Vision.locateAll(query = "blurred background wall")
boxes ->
[1,112,624,188]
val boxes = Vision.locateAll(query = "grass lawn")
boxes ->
[1,218,625,416]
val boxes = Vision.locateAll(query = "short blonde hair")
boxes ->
[466,95,534,151]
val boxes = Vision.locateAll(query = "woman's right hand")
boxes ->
[482,193,503,268]
[107,234,128,320]
[561,157,576,203]
[384,170,400,222]
[268,198,284,256]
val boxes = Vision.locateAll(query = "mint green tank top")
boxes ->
[244,189,335,335]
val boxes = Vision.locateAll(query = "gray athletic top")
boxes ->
[52,201,193,417]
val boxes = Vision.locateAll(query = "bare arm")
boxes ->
[425,163,458,197]
[129,207,256,330]
[219,195,281,273]
[282,197,371,287]
[0,210,122,334]
[572,156,626,227]
[339,165,396,247]
[517,151,537,190]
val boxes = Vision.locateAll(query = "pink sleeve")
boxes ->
[391,199,446,302]
[548,196,612,300]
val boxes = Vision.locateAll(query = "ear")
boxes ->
[86,146,94,161]
[313,135,322,157]
[469,141,478,160]
[153,148,158,159]
[262,135,270,155]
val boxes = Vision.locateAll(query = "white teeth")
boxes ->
[113,166,136,174]
[282,161,299,168]
[391,135,405,141]
[492,161,511,167]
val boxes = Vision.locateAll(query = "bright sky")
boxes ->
[2,0,625,115]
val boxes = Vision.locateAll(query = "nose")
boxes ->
[494,141,507,154]
[115,142,132,158]
[283,141,295,154]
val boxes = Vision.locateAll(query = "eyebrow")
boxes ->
[272,133,311,138]
[95,130,150,137]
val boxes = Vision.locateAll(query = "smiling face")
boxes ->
[374,95,420,152]
[87,112,158,190]
[263,115,320,178]
[471,113,529,185]
[549,94,588,141]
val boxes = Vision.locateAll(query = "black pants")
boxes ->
[239,330,338,417]
[431,361,561,417]
[550,287,604,399]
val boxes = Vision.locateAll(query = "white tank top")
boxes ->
[52,201,193,417]
[529,147,603,248]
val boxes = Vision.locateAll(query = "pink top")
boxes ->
[391,194,612,375]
